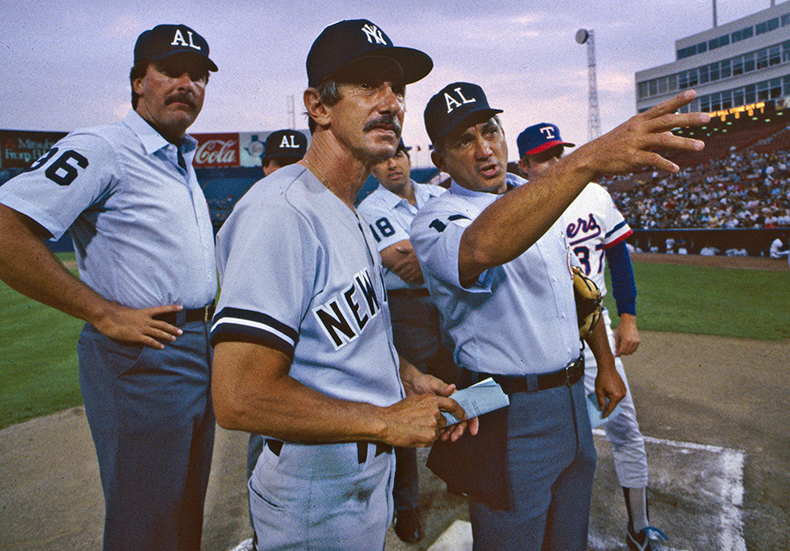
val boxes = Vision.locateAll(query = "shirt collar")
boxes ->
[448,172,525,199]
[373,180,424,210]
[123,109,197,156]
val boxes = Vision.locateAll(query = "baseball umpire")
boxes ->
[261,129,308,176]
[0,24,218,551]
[410,82,709,550]
[209,19,474,551]
[358,138,455,543]
[518,121,669,551]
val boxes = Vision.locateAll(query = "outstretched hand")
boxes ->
[578,90,710,179]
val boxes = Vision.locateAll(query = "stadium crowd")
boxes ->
[601,148,790,230]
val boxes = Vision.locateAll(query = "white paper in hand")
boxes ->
[443,378,510,425]
[586,392,624,429]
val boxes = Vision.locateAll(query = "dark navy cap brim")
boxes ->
[147,50,218,72]
[433,107,503,142]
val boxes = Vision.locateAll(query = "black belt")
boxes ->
[265,439,393,463]
[153,302,215,326]
[467,355,585,394]
[387,288,430,299]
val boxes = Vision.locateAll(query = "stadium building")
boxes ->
[636,1,790,116]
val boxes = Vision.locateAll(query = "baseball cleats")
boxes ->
[627,525,669,551]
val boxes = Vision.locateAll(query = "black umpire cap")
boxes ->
[264,130,308,161]
[134,24,218,72]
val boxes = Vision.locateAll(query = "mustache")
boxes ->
[364,115,401,135]
[165,91,197,108]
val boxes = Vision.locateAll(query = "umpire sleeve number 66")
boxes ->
[27,147,89,186]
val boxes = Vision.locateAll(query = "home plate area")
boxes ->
[428,431,746,551]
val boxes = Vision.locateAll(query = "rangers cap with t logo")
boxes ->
[134,24,218,72]
[517,123,575,158]
[424,82,503,144]
[306,19,432,87]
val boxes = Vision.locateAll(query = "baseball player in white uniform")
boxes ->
[209,20,474,551]
[518,122,669,551]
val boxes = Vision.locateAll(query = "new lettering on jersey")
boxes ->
[313,268,384,350]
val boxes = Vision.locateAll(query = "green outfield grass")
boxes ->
[1,259,788,429]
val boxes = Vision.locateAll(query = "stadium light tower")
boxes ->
[576,28,602,142]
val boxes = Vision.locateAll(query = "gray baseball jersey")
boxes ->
[211,164,403,407]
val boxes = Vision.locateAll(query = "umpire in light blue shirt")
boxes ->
[0,24,218,551]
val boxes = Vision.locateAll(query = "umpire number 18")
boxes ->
[368,217,395,243]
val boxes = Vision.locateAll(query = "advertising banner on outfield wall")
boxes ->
[0,130,67,169]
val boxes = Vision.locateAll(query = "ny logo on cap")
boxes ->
[444,87,476,114]
[171,28,201,51]
[361,23,387,45]
[540,126,557,140]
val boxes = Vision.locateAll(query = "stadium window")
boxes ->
[731,29,743,43]
[696,41,707,54]
[687,68,698,87]
[667,74,678,91]
[699,95,711,112]
[679,71,688,89]
[745,84,756,103]
[710,92,721,112]
[757,81,769,101]
[732,56,743,76]
[757,49,768,70]
[649,79,658,96]
[784,41,790,62]
[720,59,731,79]
[756,19,779,36]
[783,13,790,27]
[721,90,733,110]
[638,81,649,99]
[658,76,667,94]
[743,52,755,73]
[770,78,782,99]
[734,88,745,107]
[769,45,781,66]
[699,65,709,84]
[784,76,790,95]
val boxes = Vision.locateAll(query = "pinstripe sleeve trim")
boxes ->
[209,307,299,357]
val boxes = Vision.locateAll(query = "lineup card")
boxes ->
[443,378,510,425]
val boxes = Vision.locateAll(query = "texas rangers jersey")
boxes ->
[211,164,403,407]
[0,110,217,309]
[410,174,581,376]
[357,180,445,291]
[564,183,633,296]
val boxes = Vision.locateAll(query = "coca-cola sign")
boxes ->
[193,133,240,167]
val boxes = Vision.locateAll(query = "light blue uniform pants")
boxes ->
[250,441,395,550]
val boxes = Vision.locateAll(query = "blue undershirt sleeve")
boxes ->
[605,241,637,317]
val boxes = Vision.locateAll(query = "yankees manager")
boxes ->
[209,19,474,550]
[0,24,218,551]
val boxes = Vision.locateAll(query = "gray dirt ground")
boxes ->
[1,328,788,550]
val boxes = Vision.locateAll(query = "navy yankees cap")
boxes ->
[306,19,433,88]
[264,130,308,160]
[424,82,503,145]
[135,24,218,72]
[517,123,575,158]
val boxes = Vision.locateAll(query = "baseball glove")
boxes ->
[572,266,602,339]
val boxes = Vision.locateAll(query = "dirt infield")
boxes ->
[2,253,787,550]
